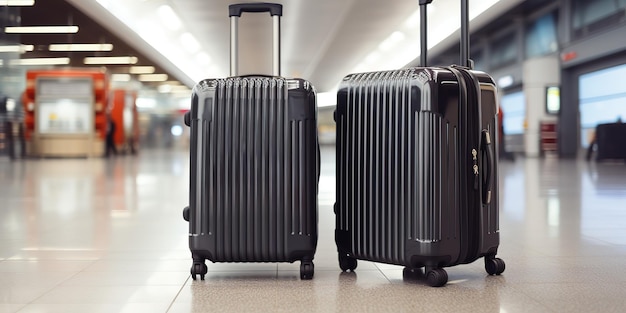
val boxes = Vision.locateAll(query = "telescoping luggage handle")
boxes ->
[228,3,283,77]
[419,0,471,69]
[421,0,494,204]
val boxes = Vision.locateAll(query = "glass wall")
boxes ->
[525,12,558,59]
[500,91,526,136]
[572,0,626,38]
[579,63,626,148]
[489,31,517,69]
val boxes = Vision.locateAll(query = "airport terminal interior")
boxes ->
[2,0,626,312]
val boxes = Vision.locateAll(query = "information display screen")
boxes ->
[546,86,560,115]
[38,99,93,134]
[36,78,94,135]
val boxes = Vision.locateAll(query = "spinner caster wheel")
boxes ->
[190,262,207,280]
[402,267,423,280]
[300,261,314,280]
[485,257,506,275]
[338,253,357,272]
[426,268,448,287]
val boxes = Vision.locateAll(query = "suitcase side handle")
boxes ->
[229,3,282,77]
[481,129,493,205]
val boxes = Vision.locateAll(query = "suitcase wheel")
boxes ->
[183,112,191,127]
[190,262,208,281]
[300,261,315,280]
[338,253,358,272]
[484,257,506,276]
[402,267,424,280]
[183,206,190,222]
[426,268,448,287]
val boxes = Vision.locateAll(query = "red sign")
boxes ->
[562,51,577,62]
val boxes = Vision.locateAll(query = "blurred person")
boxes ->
[105,114,117,157]
[498,108,515,161]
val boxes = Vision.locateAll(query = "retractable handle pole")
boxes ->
[419,0,472,69]
[228,3,283,76]
[419,0,433,67]
[460,0,471,69]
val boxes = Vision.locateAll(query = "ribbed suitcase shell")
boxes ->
[335,67,500,269]
[188,76,318,264]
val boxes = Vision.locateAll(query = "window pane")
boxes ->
[490,33,517,69]
[500,91,525,135]
[525,12,558,58]
[579,64,626,147]
[572,0,624,36]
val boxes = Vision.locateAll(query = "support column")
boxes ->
[522,55,560,157]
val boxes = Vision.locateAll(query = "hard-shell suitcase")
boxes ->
[334,0,505,287]
[595,122,626,162]
[183,2,319,280]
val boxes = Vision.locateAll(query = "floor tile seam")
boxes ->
[16,259,98,308]
[373,263,393,283]
[579,234,626,248]
[165,275,192,313]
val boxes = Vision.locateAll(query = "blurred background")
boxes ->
[1,0,625,160]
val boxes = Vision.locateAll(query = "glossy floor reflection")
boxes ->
[1,147,626,312]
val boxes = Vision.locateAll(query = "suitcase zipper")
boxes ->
[472,148,479,190]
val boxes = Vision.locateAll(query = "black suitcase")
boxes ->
[183,3,319,280]
[334,0,505,287]
[595,122,626,162]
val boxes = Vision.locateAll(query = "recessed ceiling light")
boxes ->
[158,84,172,93]
[49,44,113,52]
[111,74,132,82]
[157,5,182,31]
[0,44,34,53]
[138,74,168,82]
[84,56,138,65]
[9,57,70,66]
[4,26,79,34]
[129,66,155,74]
[1,0,35,6]
[180,32,200,53]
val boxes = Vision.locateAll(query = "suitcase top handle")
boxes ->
[419,0,471,69]
[229,3,283,77]
[229,3,283,17]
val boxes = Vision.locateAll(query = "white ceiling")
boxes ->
[67,0,525,94]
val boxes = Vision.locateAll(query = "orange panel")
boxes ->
[108,89,139,148]
[23,68,110,140]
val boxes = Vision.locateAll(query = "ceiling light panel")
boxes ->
[157,5,182,31]
[111,74,131,82]
[129,66,156,74]
[4,26,79,33]
[49,43,113,52]
[84,56,138,65]
[0,44,34,53]
[9,57,70,66]
[180,32,200,53]
[138,74,168,82]
[1,0,35,6]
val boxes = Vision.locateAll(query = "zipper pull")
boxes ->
[472,149,479,189]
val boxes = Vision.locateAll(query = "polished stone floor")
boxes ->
[1,147,625,312]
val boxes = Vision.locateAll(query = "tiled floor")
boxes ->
[1,147,626,312]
